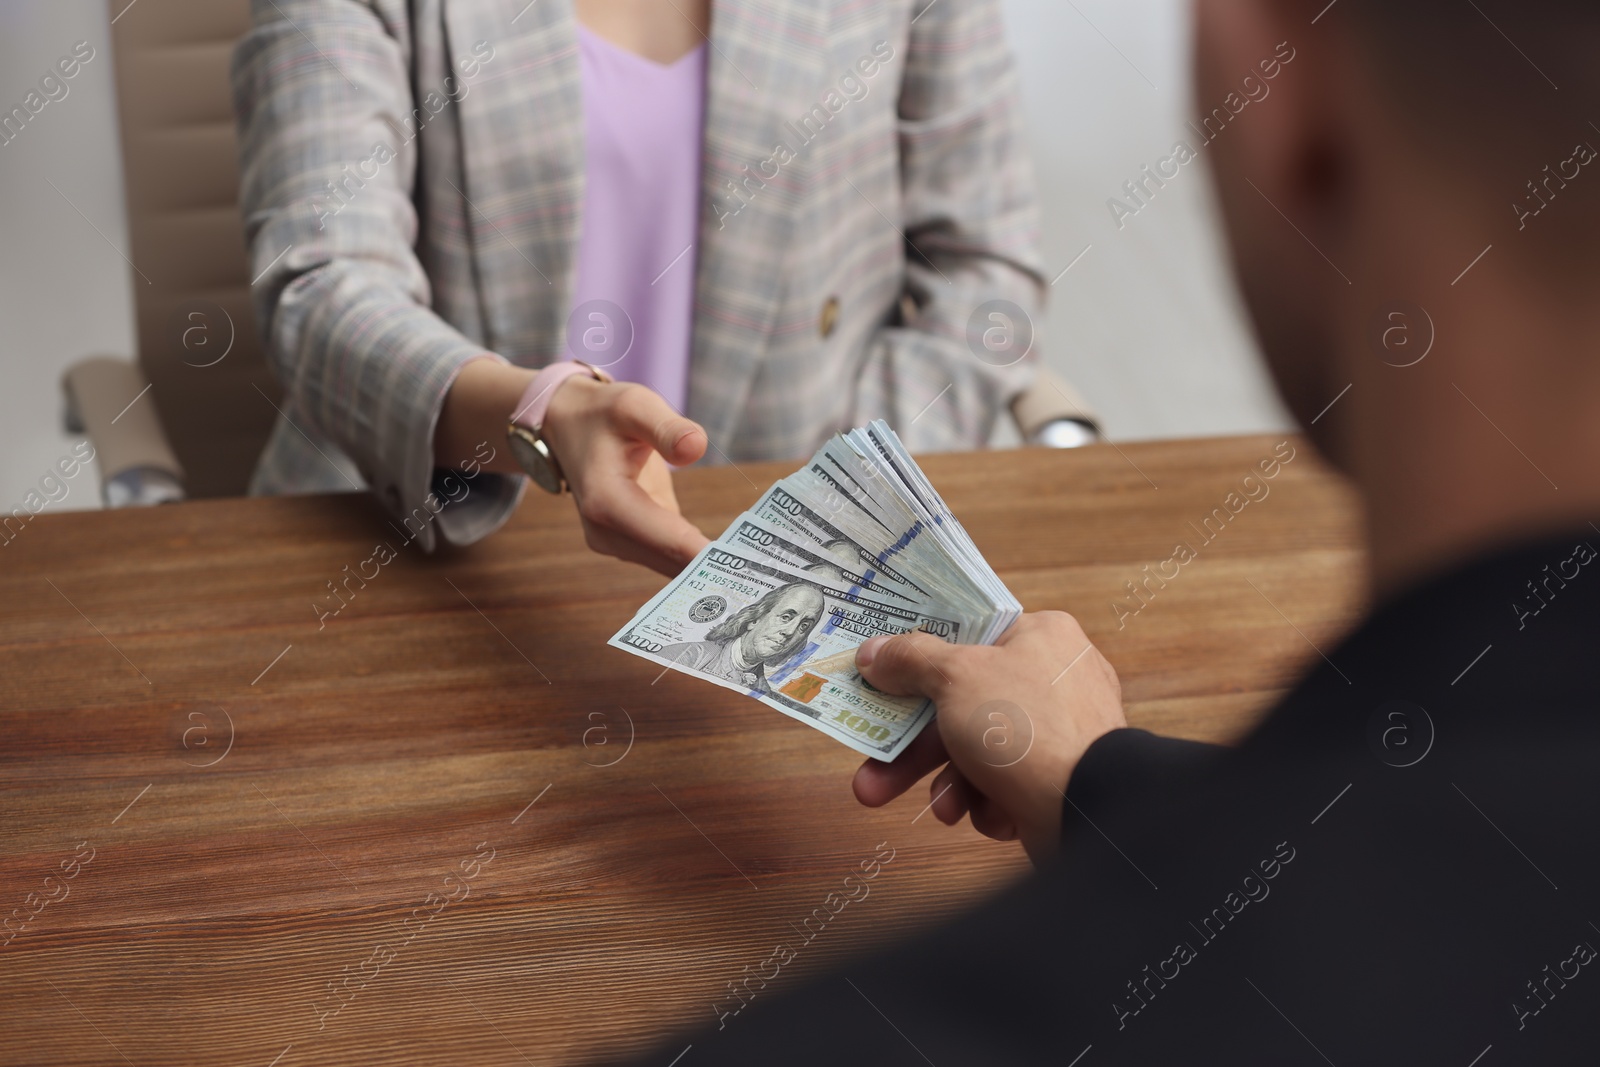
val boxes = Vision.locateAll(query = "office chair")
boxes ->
[63,0,275,503]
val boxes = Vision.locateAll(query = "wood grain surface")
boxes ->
[0,435,1365,1066]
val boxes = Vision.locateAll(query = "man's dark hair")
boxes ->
[1327,0,1600,255]
[1339,0,1599,151]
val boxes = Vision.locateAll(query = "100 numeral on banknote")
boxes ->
[610,546,958,758]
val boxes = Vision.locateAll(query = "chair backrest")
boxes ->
[110,0,278,497]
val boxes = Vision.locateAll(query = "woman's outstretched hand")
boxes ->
[541,375,710,576]
[437,361,710,576]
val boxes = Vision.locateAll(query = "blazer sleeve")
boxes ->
[847,0,1049,452]
[232,0,522,550]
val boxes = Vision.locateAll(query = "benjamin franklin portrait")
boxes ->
[660,582,825,694]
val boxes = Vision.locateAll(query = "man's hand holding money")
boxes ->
[850,611,1127,865]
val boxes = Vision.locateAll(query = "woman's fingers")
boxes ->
[561,386,712,575]
[540,376,716,574]
[577,469,709,575]
[635,451,682,513]
[579,521,687,578]
[609,383,708,466]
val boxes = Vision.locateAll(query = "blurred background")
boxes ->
[0,0,1289,513]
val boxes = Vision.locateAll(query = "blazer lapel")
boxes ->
[446,0,829,443]
[444,0,583,364]
[687,0,828,449]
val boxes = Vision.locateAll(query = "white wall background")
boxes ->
[0,0,1289,513]
[1000,0,1288,440]
[0,1,126,515]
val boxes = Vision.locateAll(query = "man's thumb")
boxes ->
[856,631,949,697]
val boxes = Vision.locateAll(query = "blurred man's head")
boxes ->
[1196,0,1600,591]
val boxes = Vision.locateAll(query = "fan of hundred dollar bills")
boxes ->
[610,421,1020,760]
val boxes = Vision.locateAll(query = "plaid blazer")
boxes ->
[234,0,1046,549]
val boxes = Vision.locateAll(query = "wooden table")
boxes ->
[0,435,1363,1066]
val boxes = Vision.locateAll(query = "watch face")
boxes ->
[508,427,564,494]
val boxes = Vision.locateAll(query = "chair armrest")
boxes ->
[61,357,186,507]
[1010,367,1101,446]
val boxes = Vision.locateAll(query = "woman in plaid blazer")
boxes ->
[234,0,1047,573]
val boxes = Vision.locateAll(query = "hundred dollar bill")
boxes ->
[722,513,913,604]
[608,543,959,759]
[747,483,929,601]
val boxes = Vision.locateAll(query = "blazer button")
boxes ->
[819,296,840,339]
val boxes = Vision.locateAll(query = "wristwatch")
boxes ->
[506,360,612,494]
[1028,417,1100,449]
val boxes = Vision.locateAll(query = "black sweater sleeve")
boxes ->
[1060,728,1224,848]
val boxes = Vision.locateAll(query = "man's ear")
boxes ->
[1196,1,1305,214]
[1195,0,1360,455]
[1196,0,1336,256]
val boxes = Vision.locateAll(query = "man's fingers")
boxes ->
[997,610,1095,663]
[862,749,1017,841]
[611,385,707,466]
[853,726,949,807]
[856,630,958,698]
[931,764,973,825]
[968,794,1019,841]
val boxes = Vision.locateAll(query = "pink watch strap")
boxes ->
[511,361,607,431]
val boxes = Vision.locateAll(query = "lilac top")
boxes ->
[569,25,707,414]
